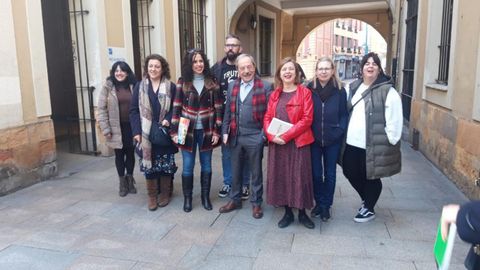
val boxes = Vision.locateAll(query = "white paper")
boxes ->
[267,117,293,136]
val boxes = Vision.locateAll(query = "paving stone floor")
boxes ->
[0,143,471,269]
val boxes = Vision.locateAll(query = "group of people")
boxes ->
[96,34,404,229]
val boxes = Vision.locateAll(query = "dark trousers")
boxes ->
[221,144,250,186]
[342,144,382,212]
[229,135,264,205]
[311,141,341,208]
[115,122,135,176]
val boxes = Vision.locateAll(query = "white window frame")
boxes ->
[422,0,458,109]
[473,34,480,121]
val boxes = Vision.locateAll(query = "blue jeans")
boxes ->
[181,129,212,176]
[222,144,250,186]
[311,141,341,208]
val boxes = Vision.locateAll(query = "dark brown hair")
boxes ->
[108,61,136,86]
[360,52,385,76]
[274,57,302,88]
[180,49,213,82]
[143,54,171,80]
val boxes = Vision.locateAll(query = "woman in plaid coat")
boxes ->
[171,49,223,213]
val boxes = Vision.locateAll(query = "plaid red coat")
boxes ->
[171,78,223,152]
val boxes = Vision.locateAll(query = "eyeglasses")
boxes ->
[225,44,240,48]
[317,68,332,72]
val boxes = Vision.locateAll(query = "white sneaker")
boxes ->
[241,186,249,200]
[218,184,231,198]
[353,208,376,223]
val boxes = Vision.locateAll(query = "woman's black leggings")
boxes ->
[115,122,135,176]
[342,144,382,212]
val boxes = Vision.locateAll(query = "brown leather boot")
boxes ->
[158,176,172,207]
[157,178,161,195]
[146,180,158,211]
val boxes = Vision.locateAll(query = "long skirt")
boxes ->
[266,141,314,209]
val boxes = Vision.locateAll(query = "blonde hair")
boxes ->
[312,56,342,89]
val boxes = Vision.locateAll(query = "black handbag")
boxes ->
[465,244,480,270]
[149,122,173,146]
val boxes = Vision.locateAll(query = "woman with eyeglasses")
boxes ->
[264,57,315,229]
[171,49,223,212]
[306,57,348,222]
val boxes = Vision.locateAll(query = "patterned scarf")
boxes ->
[138,78,171,168]
[229,77,267,137]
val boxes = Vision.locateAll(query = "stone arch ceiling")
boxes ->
[263,0,391,15]
[229,0,394,69]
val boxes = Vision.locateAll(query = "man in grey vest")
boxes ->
[218,54,273,219]
[212,34,251,199]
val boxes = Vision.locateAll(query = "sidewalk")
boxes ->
[0,143,471,269]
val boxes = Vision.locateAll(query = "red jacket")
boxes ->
[263,84,314,148]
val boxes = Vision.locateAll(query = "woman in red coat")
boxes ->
[263,57,315,229]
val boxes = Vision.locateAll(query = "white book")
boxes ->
[177,117,190,145]
[267,117,293,136]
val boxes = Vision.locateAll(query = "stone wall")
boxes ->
[412,100,480,199]
[0,119,57,195]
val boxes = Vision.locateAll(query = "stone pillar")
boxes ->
[0,0,57,195]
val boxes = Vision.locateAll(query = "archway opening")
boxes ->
[296,18,387,83]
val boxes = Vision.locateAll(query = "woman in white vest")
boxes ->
[341,52,403,223]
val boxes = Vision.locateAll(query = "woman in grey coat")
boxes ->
[97,61,137,197]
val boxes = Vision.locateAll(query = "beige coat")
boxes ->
[97,79,131,149]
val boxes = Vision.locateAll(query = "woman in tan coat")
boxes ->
[97,61,137,197]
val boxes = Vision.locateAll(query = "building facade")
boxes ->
[296,21,334,80]
[332,19,364,80]
[0,0,228,195]
[296,18,366,81]
[1,0,398,195]
[396,0,480,199]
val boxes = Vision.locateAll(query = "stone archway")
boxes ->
[227,0,283,77]
[295,17,388,80]
[226,1,393,75]
[287,10,393,73]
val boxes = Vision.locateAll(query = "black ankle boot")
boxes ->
[182,175,193,212]
[298,209,315,229]
[320,207,331,222]
[125,175,137,194]
[200,172,212,210]
[278,206,294,228]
